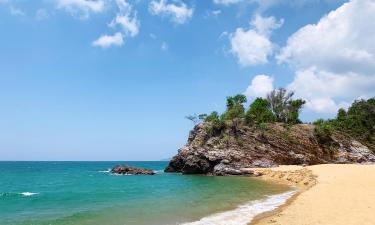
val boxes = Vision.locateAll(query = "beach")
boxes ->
[250,164,375,225]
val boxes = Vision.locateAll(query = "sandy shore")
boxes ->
[247,164,375,225]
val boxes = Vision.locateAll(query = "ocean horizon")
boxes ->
[0,161,292,225]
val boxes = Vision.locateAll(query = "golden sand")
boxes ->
[246,164,375,225]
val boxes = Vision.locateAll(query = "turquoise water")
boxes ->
[0,162,290,225]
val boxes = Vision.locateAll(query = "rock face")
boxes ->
[165,122,375,175]
[111,165,156,175]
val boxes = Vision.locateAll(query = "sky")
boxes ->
[1,0,374,160]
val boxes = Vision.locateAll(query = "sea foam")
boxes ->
[181,190,296,225]
[20,192,38,197]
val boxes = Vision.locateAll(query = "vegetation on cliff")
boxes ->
[169,89,375,175]
[186,88,306,136]
[314,98,375,150]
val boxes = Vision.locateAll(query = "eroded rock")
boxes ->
[165,122,375,175]
[111,165,156,175]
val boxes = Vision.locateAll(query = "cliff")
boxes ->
[165,121,375,175]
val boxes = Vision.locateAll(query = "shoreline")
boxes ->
[246,166,316,225]
[246,164,375,225]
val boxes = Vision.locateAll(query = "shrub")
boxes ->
[245,98,275,124]
[204,111,225,136]
[313,119,334,143]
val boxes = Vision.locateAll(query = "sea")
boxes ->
[0,161,294,225]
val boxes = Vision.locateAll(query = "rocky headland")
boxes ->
[165,122,375,175]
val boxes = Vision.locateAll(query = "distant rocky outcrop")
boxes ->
[165,122,375,175]
[111,165,156,175]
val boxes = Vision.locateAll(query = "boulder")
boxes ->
[111,165,156,175]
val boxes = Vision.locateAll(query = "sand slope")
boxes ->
[254,164,375,225]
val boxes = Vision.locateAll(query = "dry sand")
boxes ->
[250,164,375,225]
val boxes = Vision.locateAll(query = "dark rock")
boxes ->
[111,165,156,175]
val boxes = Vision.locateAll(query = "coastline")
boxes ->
[247,164,375,225]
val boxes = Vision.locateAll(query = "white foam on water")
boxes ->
[98,169,111,173]
[20,192,38,197]
[181,190,296,225]
[154,170,164,174]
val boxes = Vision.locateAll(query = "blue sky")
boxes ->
[1,0,374,160]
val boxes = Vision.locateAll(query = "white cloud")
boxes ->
[161,41,169,51]
[213,0,244,5]
[279,0,375,113]
[213,0,344,8]
[10,6,25,16]
[251,14,283,36]
[92,32,124,48]
[149,0,193,24]
[205,9,222,18]
[244,74,274,99]
[57,0,105,19]
[109,0,139,37]
[229,14,283,66]
[35,9,49,20]
[93,0,139,49]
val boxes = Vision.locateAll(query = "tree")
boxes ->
[267,88,305,124]
[337,108,347,121]
[198,114,208,121]
[185,114,199,125]
[224,94,247,121]
[286,99,306,124]
[313,98,375,151]
[267,88,293,122]
[343,99,375,141]
[245,98,275,124]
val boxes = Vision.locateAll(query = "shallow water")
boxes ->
[0,161,290,225]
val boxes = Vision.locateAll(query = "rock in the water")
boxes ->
[165,122,375,175]
[111,165,156,175]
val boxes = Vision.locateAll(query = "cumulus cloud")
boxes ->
[57,0,106,19]
[10,6,25,16]
[149,0,193,24]
[92,32,124,48]
[279,0,375,113]
[109,0,139,37]
[213,0,345,9]
[213,0,244,5]
[229,14,283,66]
[93,0,139,49]
[244,74,274,99]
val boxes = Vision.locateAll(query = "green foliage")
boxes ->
[204,111,225,135]
[198,114,208,121]
[267,88,305,124]
[340,99,375,143]
[313,98,375,150]
[313,119,334,143]
[337,108,347,121]
[185,114,199,125]
[245,98,275,124]
[223,94,247,121]
[286,99,306,124]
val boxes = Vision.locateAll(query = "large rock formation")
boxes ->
[165,122,375,175]
[111,165,156,175]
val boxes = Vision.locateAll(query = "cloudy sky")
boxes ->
[1,0,374,160]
